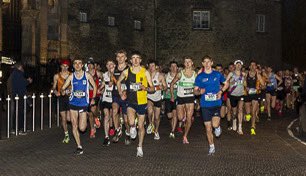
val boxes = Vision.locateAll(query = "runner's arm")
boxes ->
[61,74,72,95]
[117,69,128,96]
[170,72,181,99]
[145,70,154,92]
[51,74,59,95]
[275,75,283,87]
[86,73,97,98]
[160,73,167,91]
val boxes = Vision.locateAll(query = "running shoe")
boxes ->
[75,147,84,155]
[62,134,70,144]
[183,136,189,144]
[251,128,256,135]
[109,128,115,136]
[146,124,153,134]
[94,117,101,128]
[245,114,251,122]
[154,132,160,140]
[169,132,175,139]
[130,126,137,139]
[232,119,237,131]
[125,136,131,145]
[103,137,110,146]
[267,117,271,121]
[214,127,222,138]
[112,129,122,143]
[136,147,143,157]
[177,127,183,133]
[237,127,243,135]
[90,129,96,138]
[208,146,215,155]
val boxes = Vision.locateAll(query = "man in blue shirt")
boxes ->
[194,56,229,155]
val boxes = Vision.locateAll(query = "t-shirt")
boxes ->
[195,70,225,108]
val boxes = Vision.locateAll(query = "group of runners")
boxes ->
[51,50,305,156]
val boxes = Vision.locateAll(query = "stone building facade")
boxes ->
[2,0,283,67]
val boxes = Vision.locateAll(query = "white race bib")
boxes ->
[184,88,193,95]
[248,88,257,95]
[74,91,86,98]
[130,83,141,91]
[205,93,217,101]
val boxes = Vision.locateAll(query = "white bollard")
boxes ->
[40,93,44,130]
[6,95,11,138]
[48,92,52,128]
[15,95,19,136]
[23,95,27,133]
[32,93,36,132]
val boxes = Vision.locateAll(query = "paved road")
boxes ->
[1,111,306,175]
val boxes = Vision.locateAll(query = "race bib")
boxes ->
[248,88,257,95]
[205,93,217,101]
[277,87,283,91]
[121,84,127,90]
[74,91,86,98]
[130,83,141,91]
[184,88,193,95]
[105,90,112,97]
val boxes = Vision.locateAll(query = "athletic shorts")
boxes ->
[102,101,112,110]
[201,106,221,122]
[165,99,177,114]
[228,95,244,108]
[127,103,147,115]
[113,96,127,114]
[244,94,260,102]
[70,104,87,113]
[88,97,100,111]
[266,89,276,96]
[59,96,70,112]
[176,96,195,105]
[276,90,285,100]
[148,98,162,108]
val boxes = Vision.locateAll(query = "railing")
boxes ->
[4,92,60,138]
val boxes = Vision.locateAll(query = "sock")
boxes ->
[238,124,242,129]
[78,145,82,149]
[64,131,69,136]
[210,144,215,148]
[215,126,220,131]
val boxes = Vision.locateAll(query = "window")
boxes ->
[80,12,87,23]
[192,11,210,29]
[108,16,115,26]
[256,14,265,32]
[134,20,141,30]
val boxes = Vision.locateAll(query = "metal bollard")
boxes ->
[32,93,36,132]
[57,98,59,127]
[40,93,44,130]
[48,92,52,128]
[6,95,11,138]
[15,95,19,136]
[23,95,27,133]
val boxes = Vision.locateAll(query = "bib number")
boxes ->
[248,88,257,95]
[74,91,86,98]
[184,88,193,95]
[130,83,141,91]
[205,93,217,101]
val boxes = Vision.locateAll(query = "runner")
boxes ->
[61,58,97,155]
[51,59,71,143]
[117,51,154,157]
[87,58,103,138]
[112,50,129,143]
[170,56,196,144]
[225,60,246,135]
[283,69,293,109]
[292,67,302,110]
[194,55,228,155]
[146,60,167,140]
[164,61,179,138]
[265,66,282,120]
[244,60,264,135]
[101,59,115,146]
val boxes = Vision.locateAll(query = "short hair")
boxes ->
[201,55,212,62]
[250,60,257,65]
[147,59,158,66]
[130,51,142,59]
[169,60,178,66]
[115,49,127,56]
[216,64,223,68]
[183,56,193,61]
[228,62,234,66]
[72,58,84,64]
[14,62,23,69]
[106,58,115,65]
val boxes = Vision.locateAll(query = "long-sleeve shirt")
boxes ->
[8,69,29,97]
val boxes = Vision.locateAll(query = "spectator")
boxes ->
[7,62,32,135]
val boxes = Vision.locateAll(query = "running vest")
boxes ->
[112,65,128,97]
[147,72,162,102]
[164,72,177,99]
[177,70,196,98]
[69,72,89,107]
[229,72,245,96]
[246,72,260,95]
[126,67,148,105]
[57,72,71,94]
[88,70,100,98]
[267,73,277,91]
[102,72,113,103]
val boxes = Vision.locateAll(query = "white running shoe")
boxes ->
[146,124,152,134]
[208,146,215,155]
[136,147,143,157]
[154,132,160,140]
[130,127,137,139]
[214,127,222,138]
[232,119,237,131]
[169,132,175,139]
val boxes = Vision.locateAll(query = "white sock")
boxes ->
[210,144,215,148]
[238,124,242,129]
